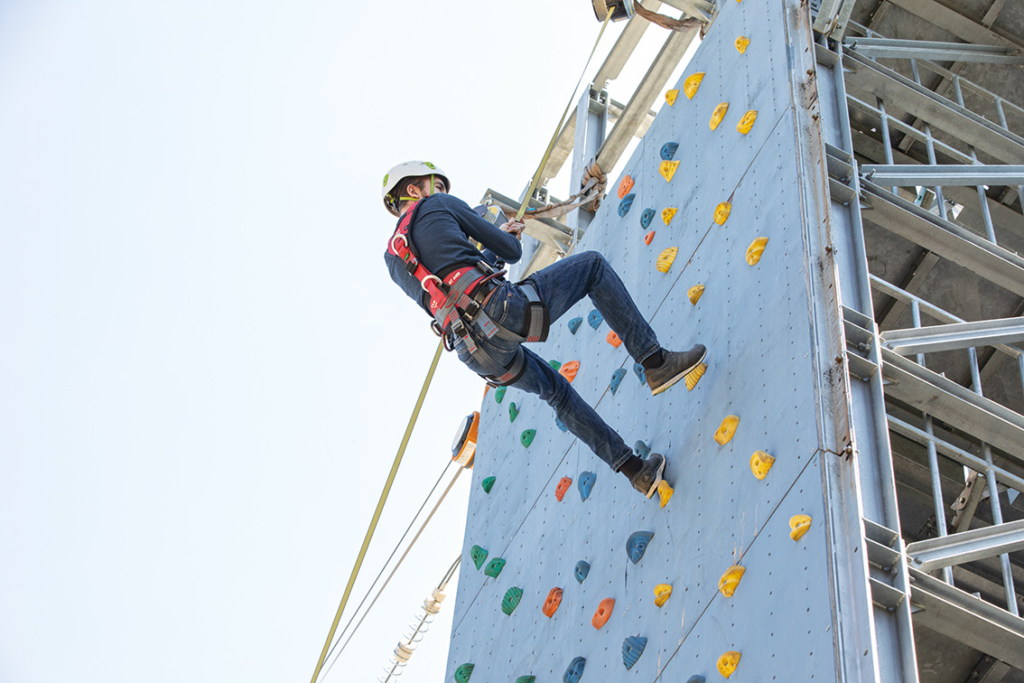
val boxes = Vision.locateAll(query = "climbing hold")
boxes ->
[606,331,622,348]
[555,417,568,432]
[516,678,536,683]
[482,476,496,493]
[626,530,655,564]
[683,72,704,99]
[641,207,655,229]
[591,597,615,629]
[563,657,586,683]
[521,429,536,448]
[610,368,627,395]
[644,230,655,245]
[454,663,475,683]
[548,359,562,371]
[501,587,523,616]
[714,201,732,225]
[484,557,506,578]
[574,560,591,583]
[509,402,519,423]
[750,450,775,480]
[622,635,648,670]
[657,480,674,508]
[659,160,680,182]
[687,677,705,683]
[737,109,758,134]
[653,583,673,607]
[634,440,651,458]
[790,514,812,541]
[662,207,677,225]
[714,415,739,445]
[587,310,603,329]
[661,142,679,161]
[542,587,563,618]
[617,175,634,199]
[559,361,580,383]
[665,88,679,106]
[633,362,646,385]
[494,386,506,403]
[568,317,583,334]
[746,236,769,265]
[718,565,746,597]
[685,362,707,391]
[470,545,488,570]
[555,476,573,502]
[735,35,750,53]
[656,247,678,273]
[578,471,597,501]
[709,102,729,130]
[618,193,636,217]
[688,284,705,305]
[717,651,741,678]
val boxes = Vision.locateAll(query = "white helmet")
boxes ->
[381,161,451,216]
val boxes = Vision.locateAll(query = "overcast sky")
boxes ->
[0,2,693,681]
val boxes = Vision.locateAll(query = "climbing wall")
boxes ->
[446,1,837,681]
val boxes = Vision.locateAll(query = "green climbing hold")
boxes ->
[482,476,495,493]
[548,360,562,371]
[470,545,488,570]
[520,430,536,448]
[516,678,536,683]
[495,386,506,403]
[509,402,519,423]
[502,587,524,615]
[454,663,474,683]
[484,557,506,578]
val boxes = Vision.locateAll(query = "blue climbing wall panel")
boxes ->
[447,0,838,680]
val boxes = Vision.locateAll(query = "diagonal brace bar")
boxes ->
[881,317,1024,354]
[845,37,1024,64]
[861,164,1024,187]
[906,519,1024,571]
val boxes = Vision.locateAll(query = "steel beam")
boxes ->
[906,519,1024,572]
[886,0,1024,52]
[844,37,1024,65]
[881,317,1024,355]
[861,164,1024,187]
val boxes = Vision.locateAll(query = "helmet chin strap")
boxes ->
[398,174,437,204]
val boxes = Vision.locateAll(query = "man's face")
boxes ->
[408,176,447,199]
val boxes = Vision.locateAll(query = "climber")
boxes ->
[381,161,706,499]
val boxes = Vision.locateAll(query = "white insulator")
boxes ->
[394,641,415,662]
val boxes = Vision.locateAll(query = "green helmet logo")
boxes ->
[382,173,389,187]
[424,162,436,169]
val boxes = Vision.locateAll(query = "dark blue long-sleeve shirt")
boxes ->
[385,193,522,316]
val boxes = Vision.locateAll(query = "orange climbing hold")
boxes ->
[644,231,655,245]
[617,175,634,199]
[591,598,615,629]
[559,361,580,383]
[542,587,563,618]
[606,331,622,348]
[555,477,573,502]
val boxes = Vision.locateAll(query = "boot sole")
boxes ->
[642,455,667,499]
[650,348,707,396]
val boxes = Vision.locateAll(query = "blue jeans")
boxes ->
[457,251,660,471]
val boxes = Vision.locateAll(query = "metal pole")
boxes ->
[909,59,946,221]
[951,75,998,245]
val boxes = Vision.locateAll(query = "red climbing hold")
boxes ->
[542,587,563,618]
[644,230,655,245]
[555,477,573,501]
[606,331,622,348]
[559,361,580,383]
[617,175,634,199]
[591,598,615,629]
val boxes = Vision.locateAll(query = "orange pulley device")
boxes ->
[451,411,480,469]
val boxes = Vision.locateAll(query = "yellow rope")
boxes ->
[309,340,445,683]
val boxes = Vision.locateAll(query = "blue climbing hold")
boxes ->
[521,429,536,448]
[622,635,648,670]
[610,368,627,395]
[454,663,475,683]
[563,657,586,683]
[588,310,603,329]
[641,208,655,229]
[686,677,706,683]
[502,587,523,615]
[634,440,651,458]
[494,386,506,403]
[568,317,583,334]
[482,476,495,493]
[548,360,562,371]
[626,531,655,564]
[578,471,597,501]
[471,545,488,570]
[574,560,590,584]
[484,557,506,578]
[661,142,679,161]
[516,678,536,683]
[633,362,647,385]
[618,193,635,217]
[509,402,519,423]
[555,417,569,432]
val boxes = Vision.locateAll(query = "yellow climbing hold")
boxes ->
[718,565,746,598]
[659,160,680,182]
[661,207,677,225]
[714,415,739,445]
[710,102,729,130]
[718,651,741,678]
[790,514,812,541]
[657,480,674,508]
[750,450,775,480]
[665,89,679,106]
[653,583,673,607]
[683,73,704,99]
[685,362,707,391]
[714,202,732,225]
[687,284,705,305]
[746,237,769,265]
[735,36,750,53]
[737,109,758,135]
[656,247,678,273]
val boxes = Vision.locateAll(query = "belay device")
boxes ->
[451,411,480,468]
[591,0,635,21]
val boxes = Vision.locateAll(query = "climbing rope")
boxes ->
[308,340,444,683]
